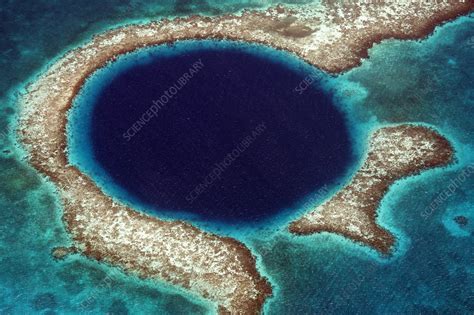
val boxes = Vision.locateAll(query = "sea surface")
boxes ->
[1,1,473,314]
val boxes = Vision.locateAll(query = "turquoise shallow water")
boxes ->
[1,2,473,314]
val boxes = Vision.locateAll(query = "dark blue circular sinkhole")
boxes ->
[86,42,354,224]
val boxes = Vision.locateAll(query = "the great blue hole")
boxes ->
[82,42,354,224]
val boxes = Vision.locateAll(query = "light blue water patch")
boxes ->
[442,202,473,237]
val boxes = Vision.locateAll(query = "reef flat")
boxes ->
[16,0,471,314]
[289,125,454,254]
[145,0,474,74]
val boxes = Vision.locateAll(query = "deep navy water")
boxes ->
[86,44,353,223]
[1,1,474,314]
